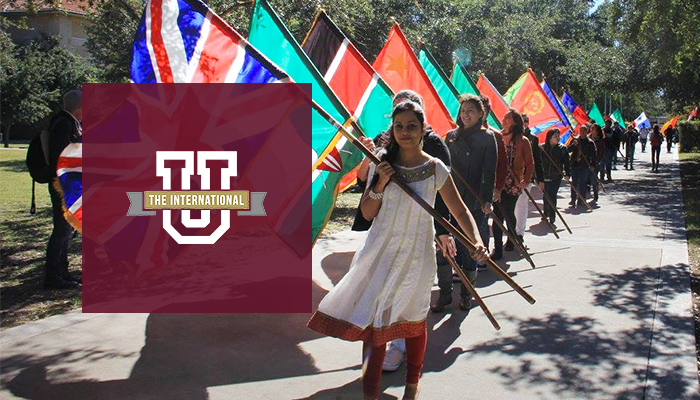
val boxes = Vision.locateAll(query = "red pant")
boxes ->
[362,329,427,398]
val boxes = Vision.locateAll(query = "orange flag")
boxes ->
[373,24,455,137]
[661,115,679,133]
[476,73,510,125]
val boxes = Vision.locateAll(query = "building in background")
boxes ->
[2,0,91,58]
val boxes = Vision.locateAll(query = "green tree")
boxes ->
[1,35,97,147]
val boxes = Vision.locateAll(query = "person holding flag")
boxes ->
[491,109,534,259]
[665,125,674,153]
[308,100,488,400]
[433,94,497,312]
[624,124,640,170]
[515,114,544,242]
[589,124,605,205]
[567,124,597,208]
[540,128,570,224]
[601,120,615,182]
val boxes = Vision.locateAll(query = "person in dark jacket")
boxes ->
[624,125,640,170]
[432,93,496,313]
[601,120,615,181]
[612,121,624,169]
[514,114,544,243]
[664,125,674,153]
[540,129,570,224]
[589,124,605,204]
[567,124,597,208]
[45,90,82,289]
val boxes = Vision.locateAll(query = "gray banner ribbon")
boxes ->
[126,192,267,216]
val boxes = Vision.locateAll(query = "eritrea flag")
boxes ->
[588,103,606,127]
[373,23,455,137]
[302,11,394,192]
[503,69,565,143]
[450,62,501,129]
[477,73,510,125]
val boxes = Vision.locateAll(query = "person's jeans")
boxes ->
[571,165,589,206]
[492,191,519,251]
[640,138,647,152]
[46,183,74,278]
[667,138,673,152]
[603,149,614,178]
[626,146,636,169]
[436,208,487,295]
[651,145,661,169]
[543,179,562,222]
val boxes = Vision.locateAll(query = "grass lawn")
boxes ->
[0,149,82,329]
[319,189,362,238]
[679,152,700,378]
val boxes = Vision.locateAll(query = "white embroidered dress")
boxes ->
[308,158,450,345]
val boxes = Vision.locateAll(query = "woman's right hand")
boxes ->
[359,136,376,153]
[375,161,395,190]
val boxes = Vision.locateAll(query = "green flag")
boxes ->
[610,108,627,129]
[450,62,502,129]
[417,46,460,121]
[588,103,605,127]
[249,0,365,243]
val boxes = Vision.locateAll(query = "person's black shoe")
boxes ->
[44,275,79,290]
[459,295,471,312]
[504,240,515,251]
[430,292,453,313]
[490,249,503,260]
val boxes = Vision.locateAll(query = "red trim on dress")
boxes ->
[307,311,426,346]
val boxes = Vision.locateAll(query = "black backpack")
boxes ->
[26,128,53,184]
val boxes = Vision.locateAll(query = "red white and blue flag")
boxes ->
[56,140,83,233]
[131,0,288,84]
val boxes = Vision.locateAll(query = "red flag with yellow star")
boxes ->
[372,24,455,137]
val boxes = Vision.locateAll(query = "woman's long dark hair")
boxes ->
[544,128,560,148]
[368,100,425,190]
[456,94,485,130]
[504,108,524,142]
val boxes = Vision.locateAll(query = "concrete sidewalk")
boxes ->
[1,144,698,399]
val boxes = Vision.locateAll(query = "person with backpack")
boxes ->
[44,90,82,289]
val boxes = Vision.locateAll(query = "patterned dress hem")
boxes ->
[307,311,427,346]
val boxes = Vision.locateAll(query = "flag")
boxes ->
[450,62,501,129]
[562,91,590,127]
[588,103,605,127]
[503,69,565,143]
[661,116,679,133]
[477,73,510,125]
[610,108,626,129]
[633,112,651,130]
[249,0,368,243]
[417,45,460,121]
[128,0,315,271]
[56,141,83,233]
[302,10,393,192]
[540,77,574,143]
[372,23,455,137]
[689,107,698,121]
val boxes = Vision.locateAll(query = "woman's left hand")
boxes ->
[470,244,489,262]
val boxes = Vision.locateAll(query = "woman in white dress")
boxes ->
[307,101,488,400]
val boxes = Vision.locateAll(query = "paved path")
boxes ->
[1,144,697,399]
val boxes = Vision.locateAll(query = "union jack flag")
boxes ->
[56,141,83,233]
[131,0,288,84]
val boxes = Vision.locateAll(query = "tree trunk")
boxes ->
[3,119,11,148]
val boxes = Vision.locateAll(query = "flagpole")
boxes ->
[435,239,500,330]
[310,98,536,305]
[450,167,537,269]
